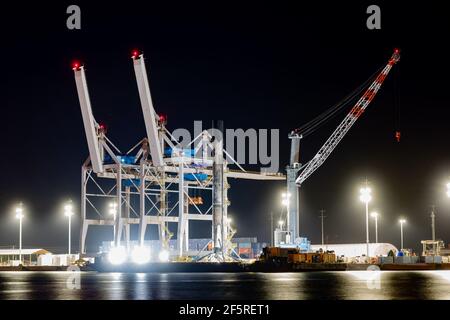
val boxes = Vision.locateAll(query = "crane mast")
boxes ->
[295,49,400,186]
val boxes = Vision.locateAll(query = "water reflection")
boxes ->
[0,271,449,300]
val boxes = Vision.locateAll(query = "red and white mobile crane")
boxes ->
[284,49,401,245]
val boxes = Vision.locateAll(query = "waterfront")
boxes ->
[0,271,449,300]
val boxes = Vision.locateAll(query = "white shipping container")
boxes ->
[37,254,53,266]
[53,255,70,266]
[425,256,442,264]
[10,260,21,266]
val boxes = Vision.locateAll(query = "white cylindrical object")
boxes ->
[365,202,369,257]
[19,218,22,265]
[68,215,72,256]
[375,216,378,244]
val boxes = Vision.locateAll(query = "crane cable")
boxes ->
[296,63,386,138]
[393,62,401,142]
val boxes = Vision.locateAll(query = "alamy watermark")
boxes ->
[366,5,381,30]
[66,265,81,290]
[170,121,280,173]
[66,5,81,30]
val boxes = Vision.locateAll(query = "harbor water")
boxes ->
[1,271,450,300]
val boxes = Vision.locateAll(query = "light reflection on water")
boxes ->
[0,271,449,300]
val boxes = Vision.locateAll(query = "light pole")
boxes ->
[371,212,379,243]
[64,200,74,255]
[319,209,326,246]
[399,219,406,250]
[15,203,24,265]
[359,185,372,257]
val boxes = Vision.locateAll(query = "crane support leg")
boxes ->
[138,161,147,245]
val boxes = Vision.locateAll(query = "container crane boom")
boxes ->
[295,49,400,186]
[73,63,104,173]
[131,51,164,167]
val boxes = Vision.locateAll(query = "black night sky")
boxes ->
[1,1,449,254]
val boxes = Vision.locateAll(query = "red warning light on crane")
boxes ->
[98,122,108,133]
[395,131,401,142]
[158,114,167,124]
[131,49,140,58]
[72,61,81,70]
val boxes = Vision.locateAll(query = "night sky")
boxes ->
[1,1,449,253]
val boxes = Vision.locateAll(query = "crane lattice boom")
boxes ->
[296,49,400,186]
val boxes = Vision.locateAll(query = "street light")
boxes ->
[278,220,284,230]
[371,212,379,243]
[399,218,406,250]
[64,200,74,256]
[446,182,450,198]
[15,203,24,265]
[359,185,372,257]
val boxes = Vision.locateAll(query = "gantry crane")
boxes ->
[73,50,285,259]
[285,49,401,244]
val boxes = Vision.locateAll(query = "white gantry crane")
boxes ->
[72,50,285,262]
[285,49,401,244]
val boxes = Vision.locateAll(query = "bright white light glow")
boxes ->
[15,207,24,219]
[447,183,450,197]
[278,220,284,226]
[159,250,169,262]
[131,246,151,264]
[226,217,232,224]
[359,187,372,203]
[399,219,406,224]
[65,211,73,217]
[108,246,127,265]
[64,202,74,217]
[109,202,117,217]
[281,192,291,206]
[371,212,379,218]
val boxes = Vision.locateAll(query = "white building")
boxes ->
[311,243,398,258]
[0,248,51,266]
[0,249,79,267]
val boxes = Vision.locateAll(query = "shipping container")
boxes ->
[378,256,394,264]
[289,253,306,264]
[239,248,251,254]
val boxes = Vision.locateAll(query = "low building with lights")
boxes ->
[0,248,51,266]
